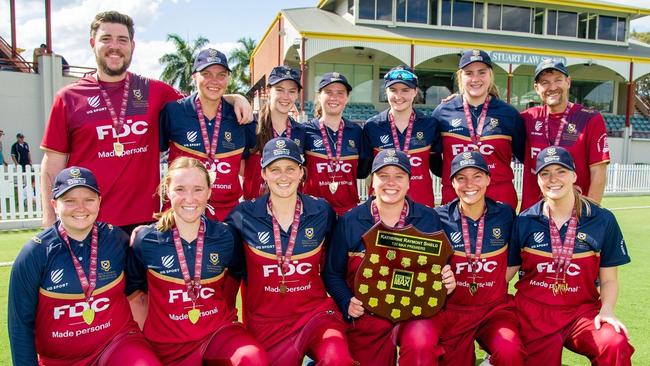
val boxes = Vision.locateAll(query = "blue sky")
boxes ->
[1,0,649,79]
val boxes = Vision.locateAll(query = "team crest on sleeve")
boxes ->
[489,118,499,128]
[416,131,424,140]
[258,231,270,245]
[492,228,502,239]
[577,232,587,241]
[567,123,576,134]
[133,89,143,101]
[294,138,301,146]
[349,140,356,148]
[598,133,609,153]
[100,260,111,271]
[32,236,42,244]
[305,228,314,239]
[209,253,219,265]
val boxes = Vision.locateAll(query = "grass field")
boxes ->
[1,196,649,365]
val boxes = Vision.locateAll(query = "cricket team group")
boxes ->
[7,10,634,366]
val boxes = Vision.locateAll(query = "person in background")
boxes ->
[0,129,7,166]
[509,146,632,365]
[11,132,32,171]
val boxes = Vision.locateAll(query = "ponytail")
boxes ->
[252,102,274,154]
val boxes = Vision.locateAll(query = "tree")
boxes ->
[631,32,650,108]
[227,37,257,94]
[159,34,209,95]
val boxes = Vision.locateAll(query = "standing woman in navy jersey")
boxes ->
[434,151,525,366]
[9,167,161,366]
[508,146,633,365]
[129,157,267,366]
[227,137,355,366]
[431,50,525,210]
[361,65,440,207]
[304,72,366,216]
[324,149,456,366]
[242,66,306,200]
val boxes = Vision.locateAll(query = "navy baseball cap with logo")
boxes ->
[534,59,569,82]
[192,48,231,73]
[268,66,302,89]
[384,65,418,89]
[318,72,352,92]
[52,166,101,199]
[371,149,411,176]
[458,49,493,69]
[450,150,490,179]
[261,137,303,168]
[535,146,576,174]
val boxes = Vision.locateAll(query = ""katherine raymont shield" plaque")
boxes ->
[354,222,453,322]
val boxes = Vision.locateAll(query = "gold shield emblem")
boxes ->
[305,228,314,239]
[416,131,424,140]
[349,140,356,148]
[276,139,286,149]
[133,89,142,101]
[209,253,219,265]
[567,123,576,134]
[492,228,501,239]
[224,131,232,142]
[577,232,587,241]
[100,260,111,271]
[490,118,499,127]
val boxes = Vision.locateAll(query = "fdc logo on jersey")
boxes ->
[53,297,110,320]
[96,120,148,140]
[455,259,497,274]
[537,262,581,276]
[451,143,495,155]
[262,261,312,277]
[168,288,215,303]
[316,162,352,173]
[205,161,232,174]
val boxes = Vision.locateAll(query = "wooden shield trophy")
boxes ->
[353,222,453,323]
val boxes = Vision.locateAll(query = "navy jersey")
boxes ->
[8,222,135,366]
[434,198,515,306]
[242,117,306,200]
[323,198,443,320]
[128,217,243,351]
[432,95,525,209]
[303,118,364,215]
[509,200,630,307]
[160,93,256,215]
[225,193,340,349]
[362,109,439,206]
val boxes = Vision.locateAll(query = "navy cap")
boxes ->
[534,59,569,82]
[16,132,24,138]
[261,137,303,168]
[384,65,418,89]
[192,48,231,74]
[535,146,576,174]
[458,49,492,69]
[52,166,100,199]
[450,151,490,179]
[268,66,302,89]
[371,149,411,176]
[318,72,352,92]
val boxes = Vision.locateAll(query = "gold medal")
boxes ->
[82,307,95,325]
[188,307,201,324]
[469,282,478,296]
[329,181,339,194]
[113,141,124,157]
[279,282,288,294]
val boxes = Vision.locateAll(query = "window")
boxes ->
[452,0,474,27]
[474,2,483,28]
[557,11,577,37]
[398,0,429,23]
[578,12,588,38]
[547,10,557,35]
[359,0,392,21]
[397,0,406,22]
[359,0,375,20]
[377,0,392,21]
[598,15,617,41]
[570,80,614,113]
[533,7,544,34]
[430,0,438,25]
[487,4,500,30]
[441,0,451,25]
[502,5,531,33]
[588,14,597,39]
[617,18,626,42]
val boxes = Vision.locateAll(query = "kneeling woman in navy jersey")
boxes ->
[434,151,525,366]
[508,146,633,365]
[226,137,355,366]
[323,149,456,366]
[9,167,161,366]
[129,157,267,366]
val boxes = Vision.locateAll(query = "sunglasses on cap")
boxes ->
[384,69,418,82]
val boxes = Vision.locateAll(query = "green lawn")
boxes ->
[1,196,649,365]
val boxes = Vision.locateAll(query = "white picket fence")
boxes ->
[1,163,649,221]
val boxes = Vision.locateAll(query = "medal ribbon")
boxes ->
[462,96,491,146]
[273,118,292,139]
[547,206,578,273]
[195,96,223,164]
[172,218,206,303]
[268,196,302,275]
[459,206,487,271]
[318,119,345,182]
[58,224,99,301]
[388,111,415,153]
[371,199,409,228]
[97,73,131,135]
[544,102,574,146]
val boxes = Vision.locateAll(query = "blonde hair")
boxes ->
[154,157,211,232]
[455,68,500,99]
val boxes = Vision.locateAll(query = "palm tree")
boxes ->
[159,34,209,94]
[227,37,257,94]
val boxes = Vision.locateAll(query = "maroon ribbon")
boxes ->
[462,96,491,146]
[544,102,574,146]
[388,111,415,153]
[318,119,345,181]
[459,206,487,272]
[547,206,578,274]
[58,224,99,301]
[172,218,206,303]
[97,73,130,135]
[195,96,223,164]
[268,197,302,275]
[371,199,409,228]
